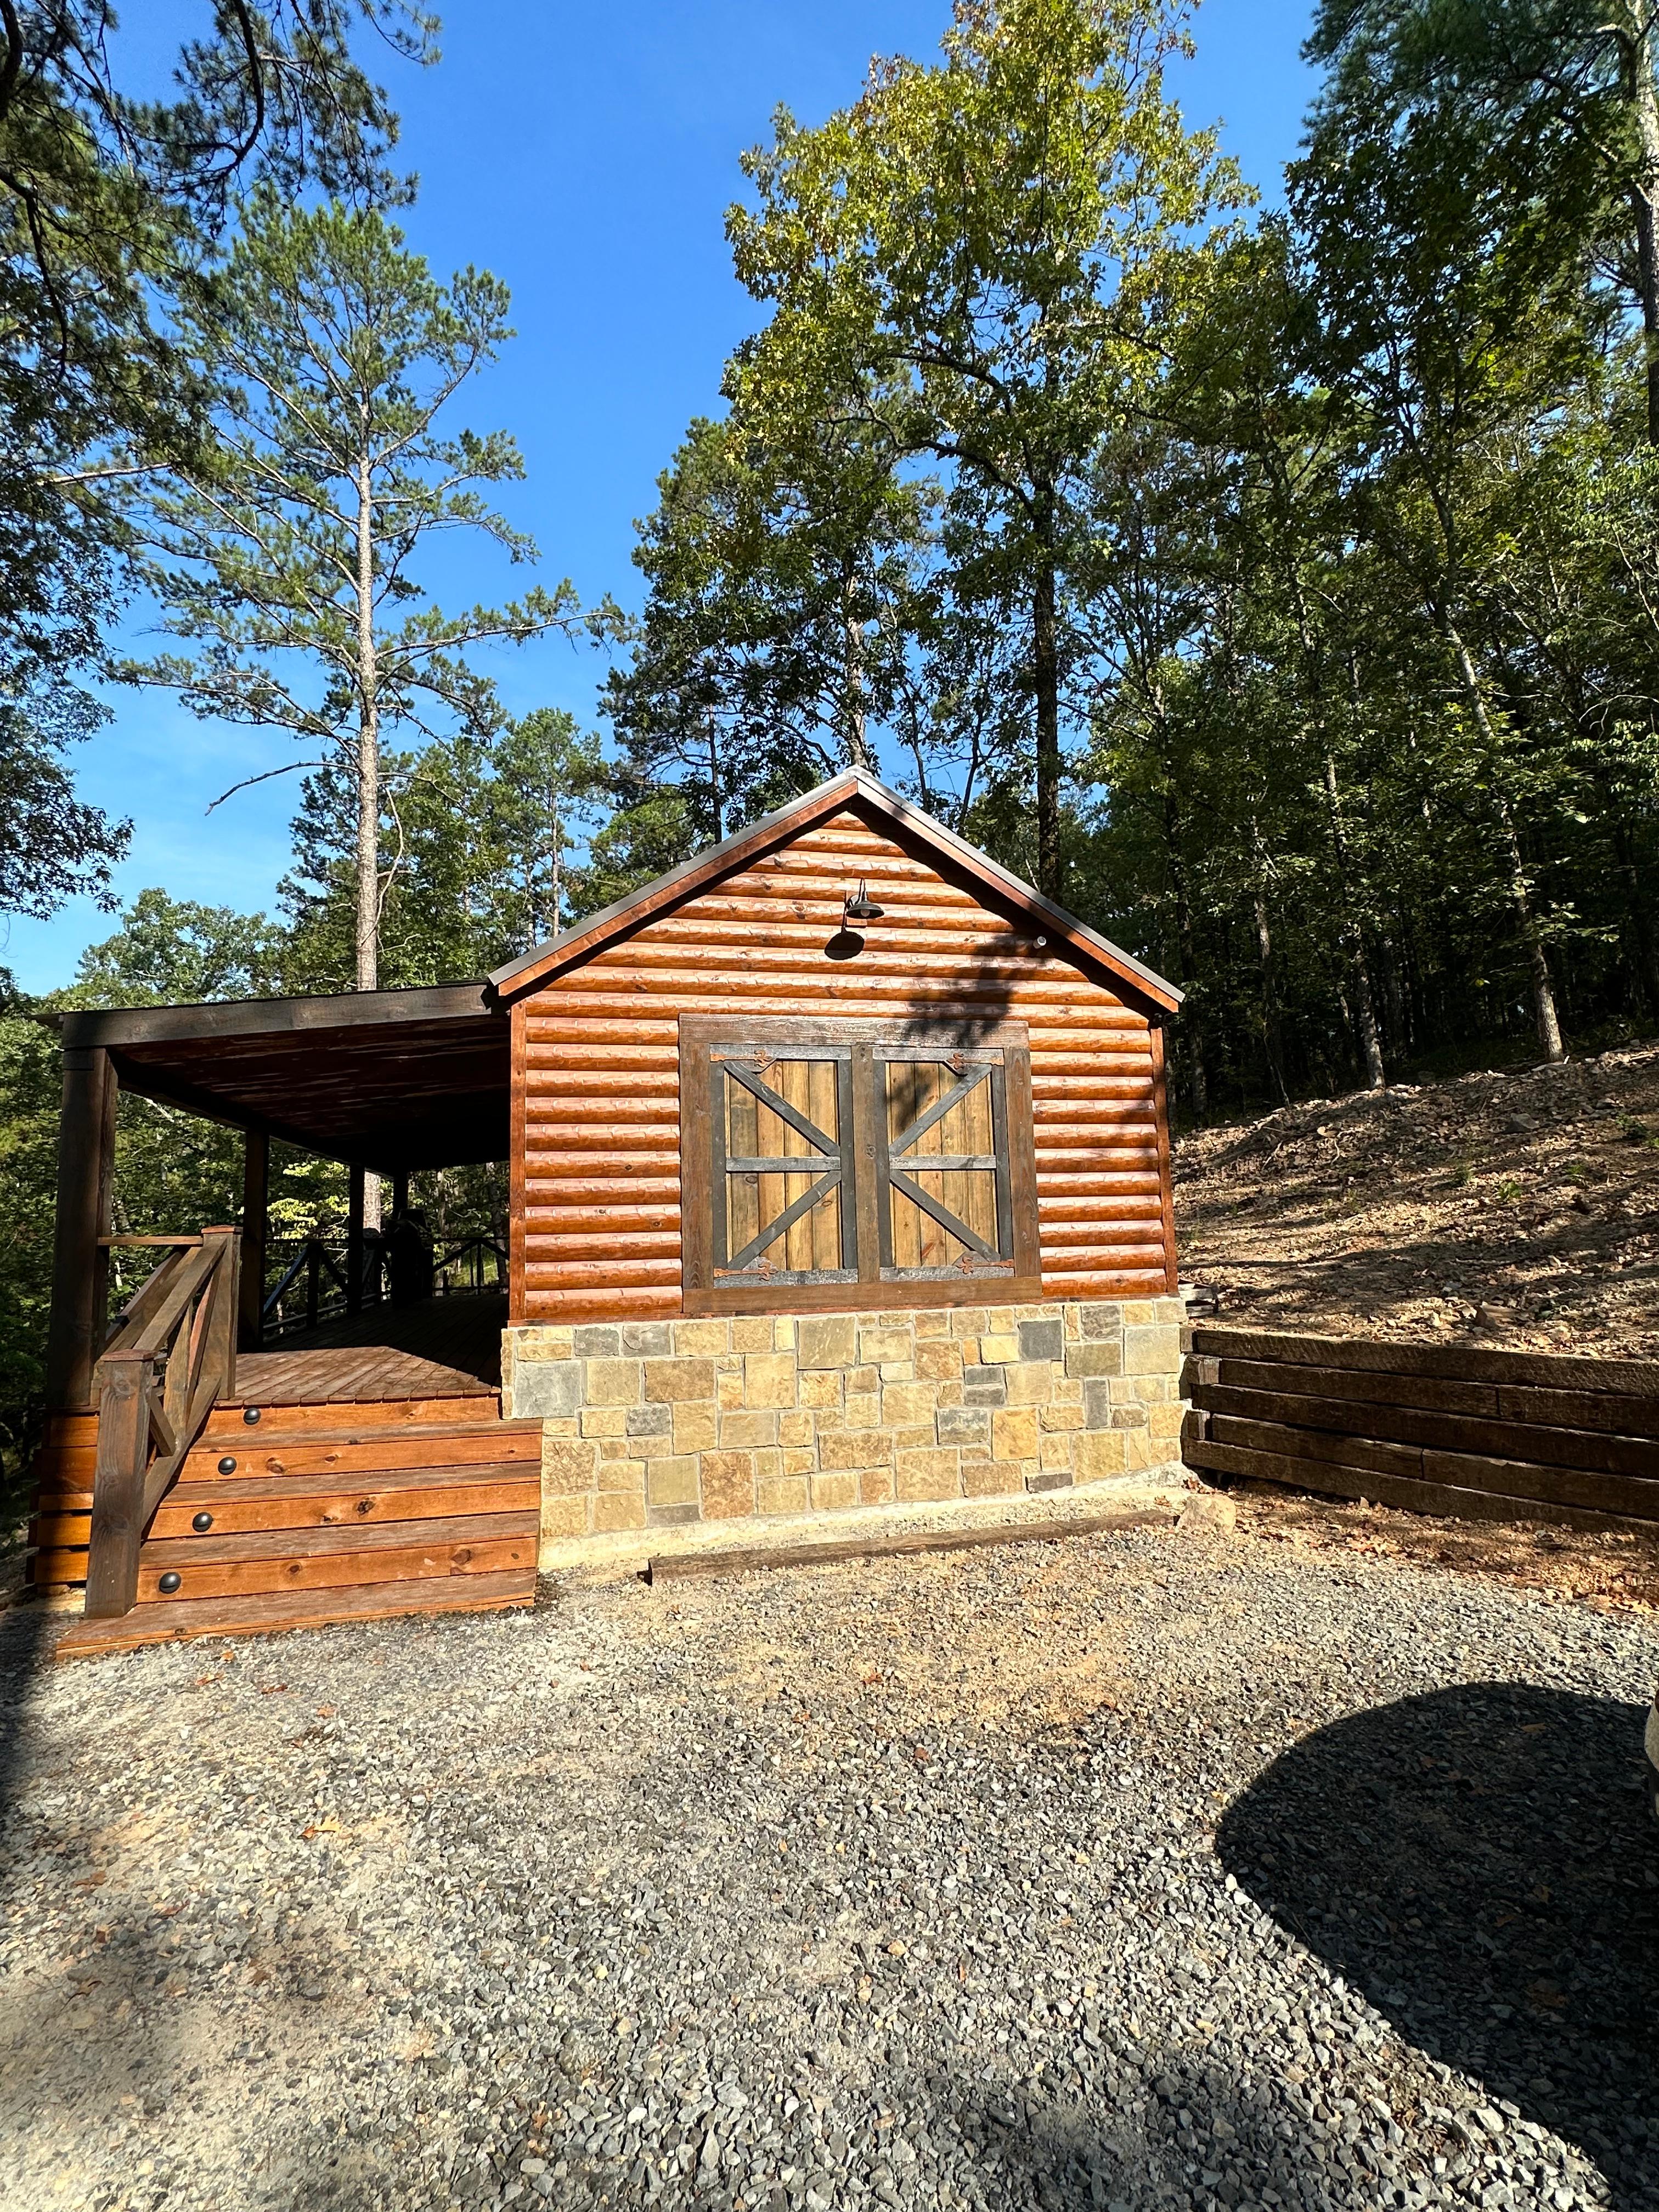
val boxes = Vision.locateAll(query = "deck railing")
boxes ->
[86,1226,240,1619]
[259,1231,505,1339]
[261,1234,373,1337]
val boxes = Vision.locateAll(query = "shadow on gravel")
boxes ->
[1217,1683,1659,2210]
[0,1596,53,1827]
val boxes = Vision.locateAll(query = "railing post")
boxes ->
[239,1131,268,1352]
[346,1165,365,1316]
[306,1239,321,1329]
[84,1352,151,1618]
[202,1225,240,1402]
[44,1044,119,1411]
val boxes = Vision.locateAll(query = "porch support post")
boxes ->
[44,1044,119,1410]
[346,1162,365,1315]
[239,1129,269,1351]
[391,1169,409,1223]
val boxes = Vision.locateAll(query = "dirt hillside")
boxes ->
[1172,1037,1659,1361]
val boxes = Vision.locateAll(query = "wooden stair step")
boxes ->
[169,1462,540,1504]
[205,1394,503,1436]
[55,1571,537,1658]
[30,1470,541,1564]
[143,1509,538,1568]
[133,1515,538,1602]
[183,1424,543,1481]
[161,1468,537,1536]
[36,1419,541,1499]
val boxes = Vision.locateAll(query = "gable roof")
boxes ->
[488,768,1183,1015]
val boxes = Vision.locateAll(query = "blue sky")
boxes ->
[3,0,1317,994]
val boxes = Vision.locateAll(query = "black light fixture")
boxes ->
[843,878,884,924]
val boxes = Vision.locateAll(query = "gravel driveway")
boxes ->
[2,1519,1655,2212]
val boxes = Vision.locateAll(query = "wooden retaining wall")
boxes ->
[1182,1324,1659,1531]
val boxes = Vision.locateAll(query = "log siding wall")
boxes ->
[513,809,1175,1325]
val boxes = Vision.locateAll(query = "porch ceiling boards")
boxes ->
[55,983,509,1172]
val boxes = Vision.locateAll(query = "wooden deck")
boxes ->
[36,1290,543,1652]
[233,1291,505,1406]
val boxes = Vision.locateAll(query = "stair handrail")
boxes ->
[99,1234,203,1351]
[84,1224,241,1620]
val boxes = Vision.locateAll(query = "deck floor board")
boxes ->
[233,1292,505,1406]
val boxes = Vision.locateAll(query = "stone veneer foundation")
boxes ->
[502,1297,1188,1565]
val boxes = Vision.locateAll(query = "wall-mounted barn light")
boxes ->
[843,879,884,924]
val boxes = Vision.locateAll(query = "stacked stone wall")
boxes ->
[503,1298,1186,1553]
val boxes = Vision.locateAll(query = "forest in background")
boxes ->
[4,0,1659,1494]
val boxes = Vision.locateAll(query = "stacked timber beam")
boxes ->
[1182,1324,1659,1529]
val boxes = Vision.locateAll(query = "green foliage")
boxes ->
[609,0,1659,1114]
[0,691,130,917]
[61,888,342,1269]
[130,190,592,990]
[0,3,434,927]
[60,888,288,1008]
[0,983,65,1499]
[605,410,934,831]
[719,0,1249,894]
[572,782,704,915]
[280,709,611,986]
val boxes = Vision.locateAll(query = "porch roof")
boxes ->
[54,981,508,1172]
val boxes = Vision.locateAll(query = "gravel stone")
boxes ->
[0,1522,1654,2211]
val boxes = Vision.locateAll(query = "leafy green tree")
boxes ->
[63,886,287,1006]
[55,894,336,1269]
[281,712,611,986]
[606,407,936,831]
[490,708,610,945]
[570,780,704,913]
[0,890,338,1505]
[0,3,434,926]
[725,0,1247,895]
[1290,24,1616,1063]
[0,976,65,1507]
[1305,0,1659,438]
[0,690,129,916]
[131,191,588,1007]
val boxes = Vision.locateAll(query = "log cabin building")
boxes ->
[31,770,1186,1656]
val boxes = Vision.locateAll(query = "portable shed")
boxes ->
[37,768,1188,1649]
[489,768,1188,1551]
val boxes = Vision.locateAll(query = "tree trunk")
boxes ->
[707,711,724,842]
[1252,881,1289,1105]
[1164,792,1206,1120]
[1630,9,1659,444]
[1446,622,1566,1062]
[1032,494,1061,900]
[353,450,382,1232]
[1321,752,1386,1089]
[1610,812,1659,1018]
[842,567,872,771]
[353,453,381,996]
[549,783,562,940]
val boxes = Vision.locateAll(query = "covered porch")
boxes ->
[35,983,534,1649]
[45,979,511,1413]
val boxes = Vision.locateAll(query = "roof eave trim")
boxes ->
[488,766,1184,1014]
